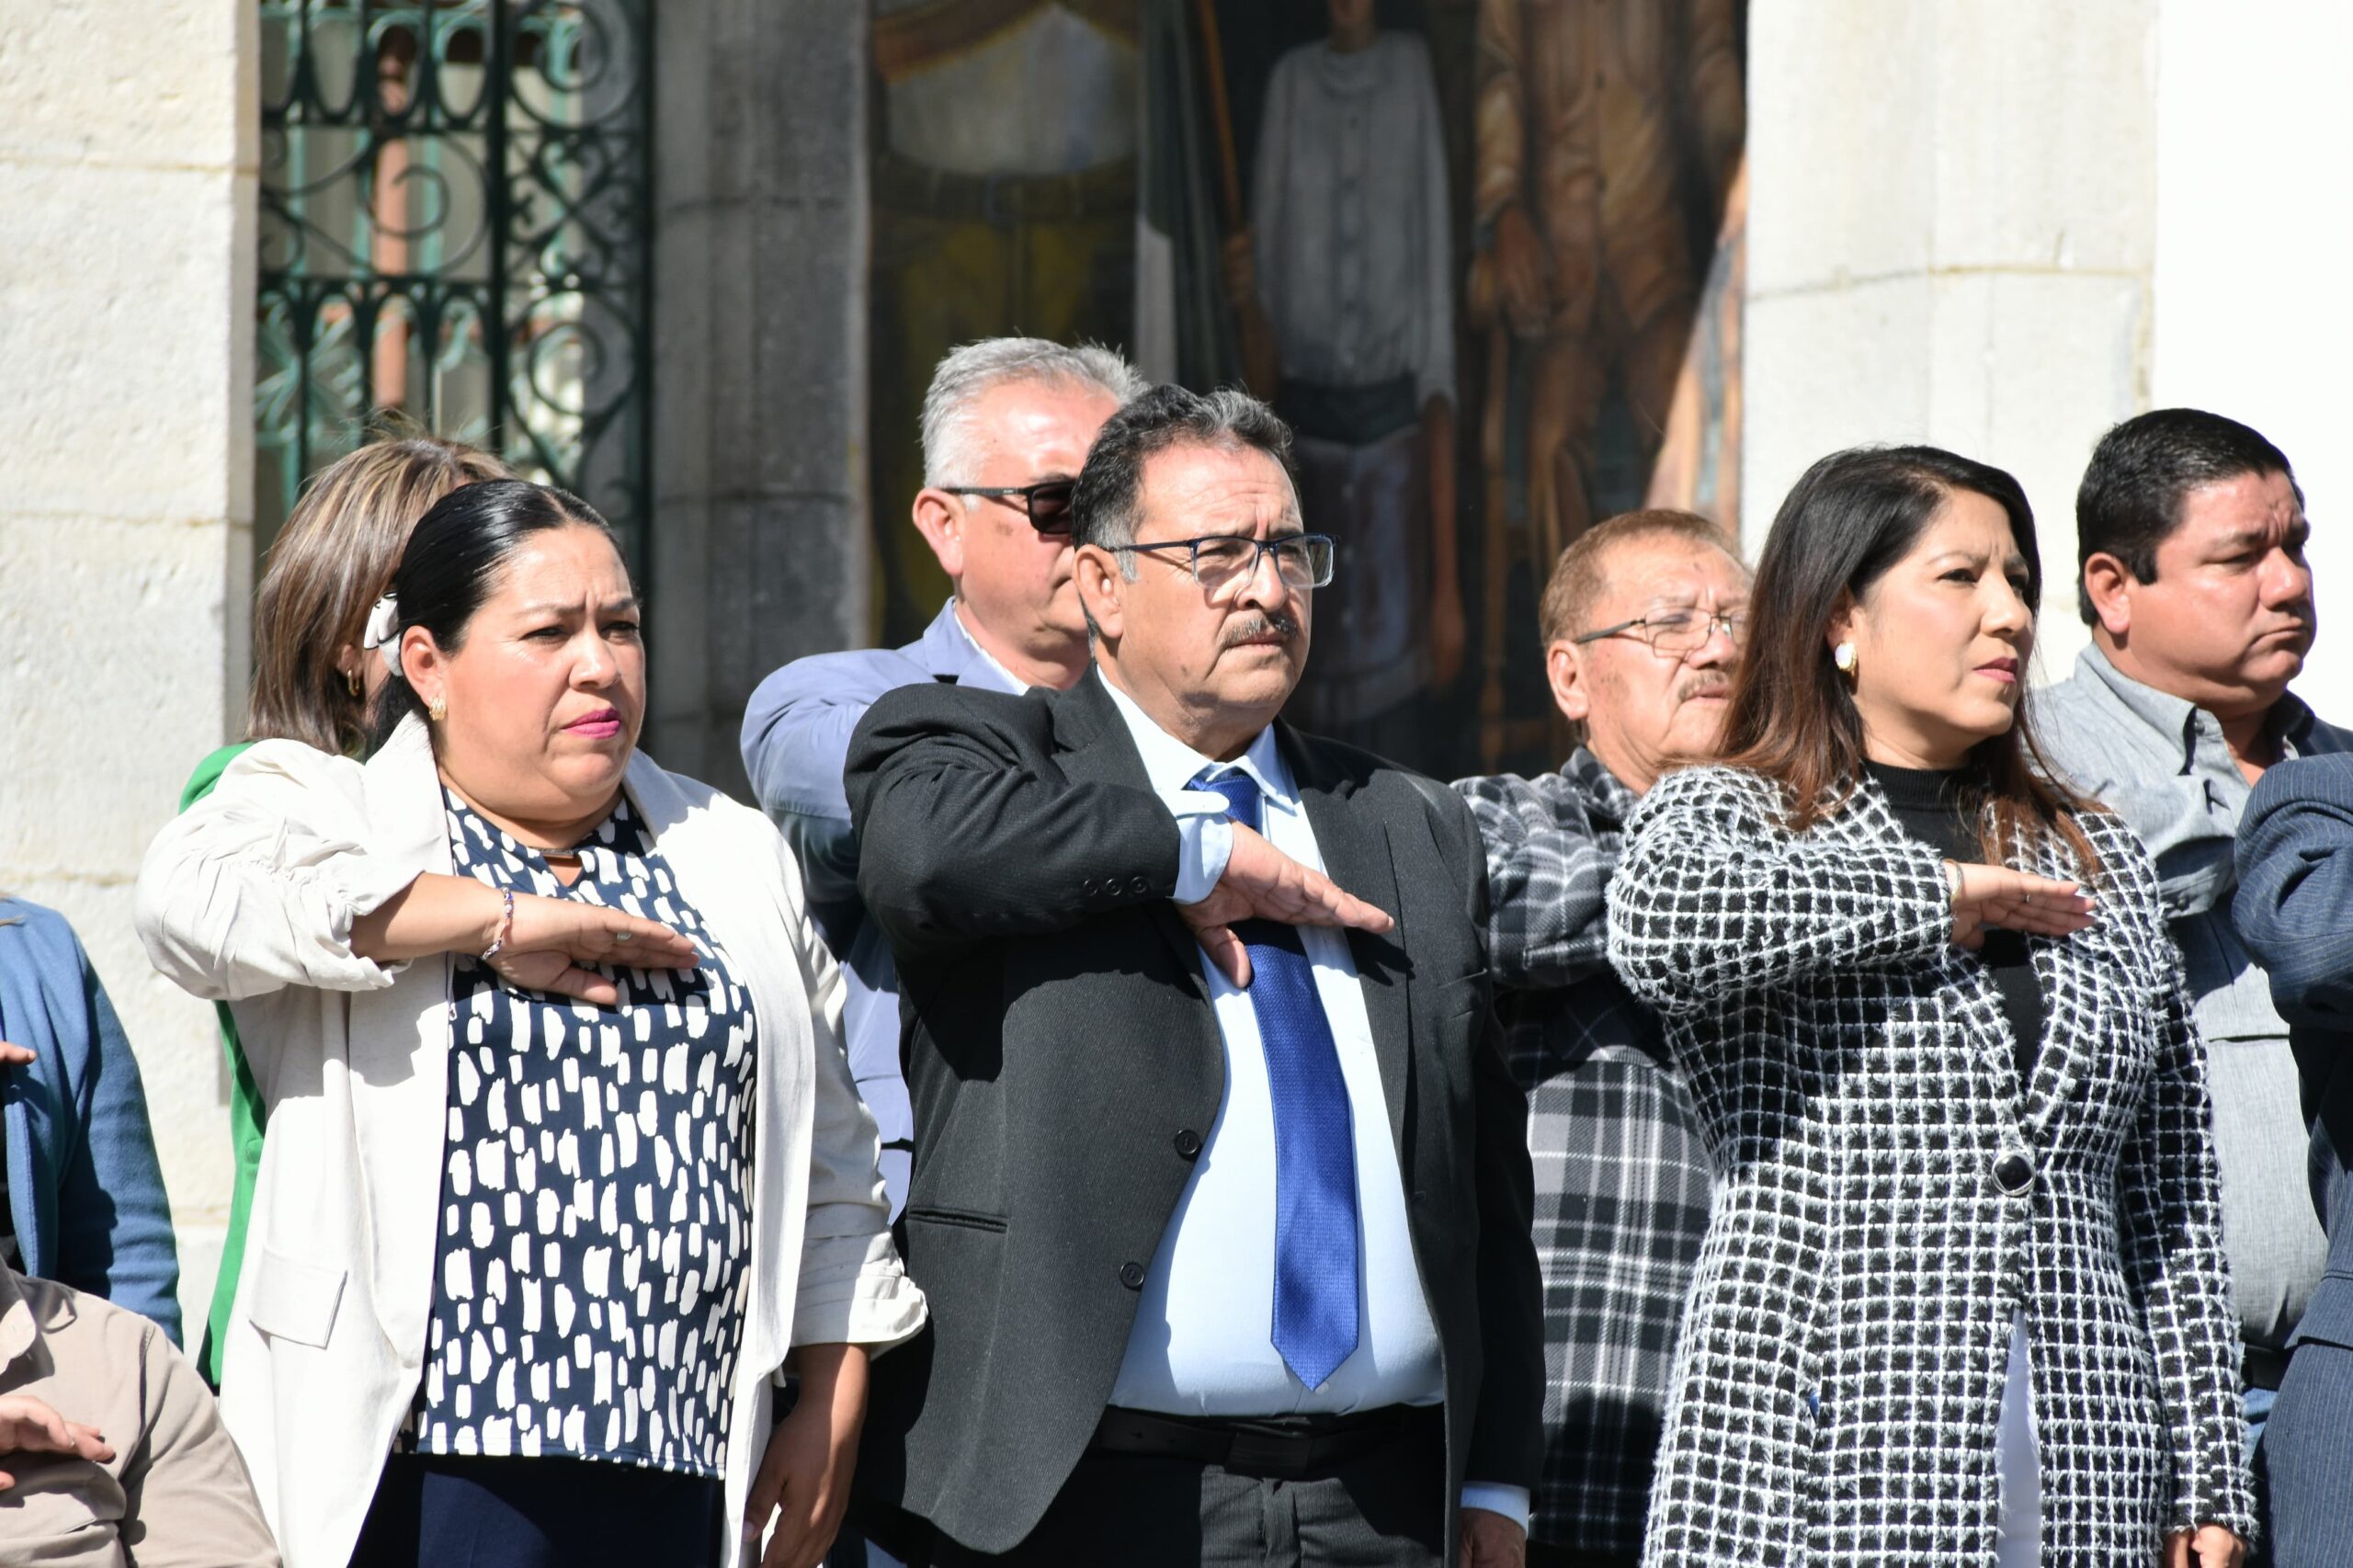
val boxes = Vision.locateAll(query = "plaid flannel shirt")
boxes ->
[1453,750,1713,1558]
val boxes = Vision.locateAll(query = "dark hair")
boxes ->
[2075,408,2300,624]
[1070,384,1295,562]
[366,479,623,752]
[1719,445,2098,872]
[247,426,511,755]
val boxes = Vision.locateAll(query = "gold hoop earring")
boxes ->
[427,694,448,722]
[346,670,362,699]
[1834,642,1859,679]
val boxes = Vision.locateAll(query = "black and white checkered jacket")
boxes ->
[1606,764,2253,1565]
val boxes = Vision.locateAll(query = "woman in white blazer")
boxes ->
[138,479,925,1568]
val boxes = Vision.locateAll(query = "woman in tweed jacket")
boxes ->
[1608,446,2251,1567]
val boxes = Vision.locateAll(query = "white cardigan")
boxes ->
[135,717,926,1568]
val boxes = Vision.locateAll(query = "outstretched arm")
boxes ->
[1605,768,1955,1013]
[847,684,1187,959]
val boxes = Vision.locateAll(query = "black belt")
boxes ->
[1091,1404,1431,1481]
[2245,1344,2290,1392]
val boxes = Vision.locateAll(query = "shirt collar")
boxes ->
[1098,672,1293,812]
[1561,746,1639,824]
[2076,642,2321,766]
[913,597,1030,695]
[944,603,1031,696]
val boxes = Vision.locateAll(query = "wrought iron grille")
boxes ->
[256,0,653,577]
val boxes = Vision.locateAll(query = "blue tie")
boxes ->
[1191,767,1361,1389]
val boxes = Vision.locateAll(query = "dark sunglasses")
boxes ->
[939,480,1077,536]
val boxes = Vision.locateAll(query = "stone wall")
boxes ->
[646,0,871,792]
[2152,1,2353,702]
[1744,1,2160,683]
[0,0,257,1335]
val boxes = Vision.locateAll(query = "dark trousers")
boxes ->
[927,1409,1447,1568]
[2264,1341,2353,1567]
[349,1452,723,1568]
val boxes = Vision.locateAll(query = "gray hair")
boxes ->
[919,337,1148,489]
[1071,384,1296,580]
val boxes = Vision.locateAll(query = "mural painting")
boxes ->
[866,0,1745,777]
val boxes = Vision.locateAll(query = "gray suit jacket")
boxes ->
[845,670,1542,1554]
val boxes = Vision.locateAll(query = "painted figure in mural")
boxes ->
[870,0,1142,641]
[1469,0,1745,568]
[1224,0,1462,758]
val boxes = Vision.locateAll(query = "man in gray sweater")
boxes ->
[2040,408,2348,1547]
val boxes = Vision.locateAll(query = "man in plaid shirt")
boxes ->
[1453,509,1746,1567]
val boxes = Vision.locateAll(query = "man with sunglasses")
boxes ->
[745,341,1141,1568]
[742,338,1142,1221]
[1450,508,1746,1568]
[845,384,1543,1567]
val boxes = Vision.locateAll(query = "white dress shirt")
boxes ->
[1098,677,1529,1529]
[948,601,1031,694]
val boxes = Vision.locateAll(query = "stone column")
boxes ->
[0,0,257,1328]
[2152,0,2353,699]
[648,0,870,793]
[1743,2,2159,678]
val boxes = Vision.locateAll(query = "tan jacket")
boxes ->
[134,717,926,1568]
[0,1267,278,1566]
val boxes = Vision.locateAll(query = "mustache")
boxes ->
[1222,611,1302,648]
[1677,674,1733,703]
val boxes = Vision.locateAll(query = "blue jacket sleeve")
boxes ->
[741,647,932,950]
[2235,753,2353,1025]
[58,930,182,1342]
[2,904,182,1341]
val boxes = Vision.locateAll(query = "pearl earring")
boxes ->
[1834,642,1858,676]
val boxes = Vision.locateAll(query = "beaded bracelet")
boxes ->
[482,887,517,960]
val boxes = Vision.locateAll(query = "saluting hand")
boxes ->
[1944,860,2097,950]
[2164,1523,2247,1568]
[0,1393,114,1490]
[492,893,701,1006]
[1179,824,1396,987]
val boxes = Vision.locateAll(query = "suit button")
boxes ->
[1082,879,1099,896]
[1173,1129,1202,1159]
[1119,1261,1146,1290]
[1130,876,1151,894]
[1993,1153,2034,1195]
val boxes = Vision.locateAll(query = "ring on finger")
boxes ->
[614,931,633,944]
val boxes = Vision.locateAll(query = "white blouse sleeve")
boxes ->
[135,741,420,1002]
[775,815,927,1353]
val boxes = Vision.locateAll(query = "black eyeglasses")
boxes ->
[1108,533,1336,597]
[939,480,1077,536]
[1573,608,1747,655]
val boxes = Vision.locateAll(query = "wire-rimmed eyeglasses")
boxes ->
[1573,608,1747,655]
[1107,533,1336,596]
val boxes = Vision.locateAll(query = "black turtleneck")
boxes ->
[1865,761,2045,1085]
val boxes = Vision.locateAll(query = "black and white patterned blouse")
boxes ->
[402,789,758,1478]
[1608,764,2252,1565]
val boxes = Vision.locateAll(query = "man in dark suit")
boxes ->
[2235,752,2353,1566]
[846,384,1542,1567]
